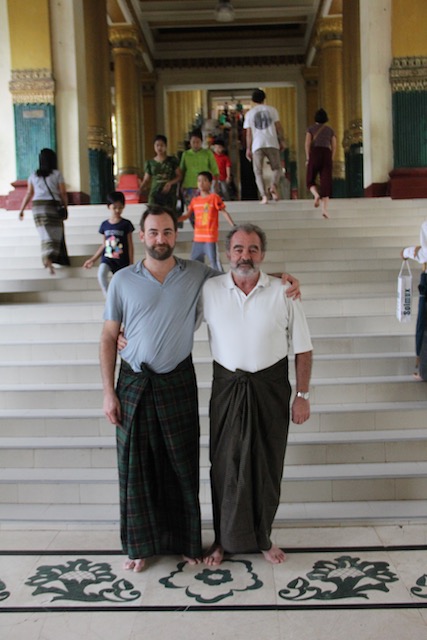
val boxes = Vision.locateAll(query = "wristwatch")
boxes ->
[296,391,310,400]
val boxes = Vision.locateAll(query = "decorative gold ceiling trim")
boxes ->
[9,68,55,104]
[390,57,427,92]
[155,54,304,70]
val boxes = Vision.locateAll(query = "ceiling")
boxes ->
[107,0,340,70]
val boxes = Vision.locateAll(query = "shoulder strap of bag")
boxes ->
[311,123,326,144]
[43,175,57,202]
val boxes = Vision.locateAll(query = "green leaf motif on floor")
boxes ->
[279,555,398,601]
[0,579,10,601]
[160,558,263,603]
[411,574,427,599]
[25,558,141,603]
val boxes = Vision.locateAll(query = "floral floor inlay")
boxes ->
[1,547,427,611]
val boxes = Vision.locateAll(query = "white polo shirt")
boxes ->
[201,270,313,373]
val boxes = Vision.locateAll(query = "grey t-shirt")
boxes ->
[103,257,216,373]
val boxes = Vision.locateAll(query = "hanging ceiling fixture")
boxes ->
[214,1,235,23]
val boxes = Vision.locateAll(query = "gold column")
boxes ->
[316,16,345,182]
[342,0,362,152]
[141,72,157,164]
[7,0,55,195]
[166,90,203,154]
[265,87,297,155]
[83,0,113,161]
[110,25,142,176]
[388,0,427,197]
[302,66,319,127]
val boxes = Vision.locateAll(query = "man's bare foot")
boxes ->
[183,555,202,565]
[260,195,268,205]
[261,544,286,564]
[322,211,330,219]
[203,544,224,566]
[413,370,422,381]
[314,194,320,208]
[123,558,145,572]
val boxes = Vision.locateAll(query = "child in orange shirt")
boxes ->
[179,171,235,271]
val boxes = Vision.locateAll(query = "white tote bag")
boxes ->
[396,260,412,323]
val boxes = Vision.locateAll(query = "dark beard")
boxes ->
[146,244,174,261]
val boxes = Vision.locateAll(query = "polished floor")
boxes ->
[2,524,427,639]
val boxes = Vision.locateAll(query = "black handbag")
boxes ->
[43,176,68,220]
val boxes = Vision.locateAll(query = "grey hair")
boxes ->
[225,223,267,253]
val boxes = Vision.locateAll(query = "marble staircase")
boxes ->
[0,198,427,529]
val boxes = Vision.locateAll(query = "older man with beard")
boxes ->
[202,223,313,566]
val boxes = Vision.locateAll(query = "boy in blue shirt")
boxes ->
[83,191,134,296]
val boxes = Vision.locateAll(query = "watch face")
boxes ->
[297,392,309,400]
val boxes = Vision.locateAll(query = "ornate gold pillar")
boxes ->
[110,25,142,176]
[389,0,427,198]
[83,0,114,202]
[316,16,346,195]
[166,90,203,155]
[342,0,363,196]
[141,72,157,164]
[302,66,319,128]
[7,0,55,202]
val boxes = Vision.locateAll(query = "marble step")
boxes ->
[0,300,417,331]
[0,289,411,322]
[0,227,423,250]
[1,401,426,437]
[0,281,401,304]
[1,461,427,506]
[2,499,427,527]
[0,353,416,384]
[1,375,425,410]
[0,264,413,296]
[8,207,425,231]
[2,428,427,469]
[0,317,414,342]
[0,245,416,269]
[0,333,415,361]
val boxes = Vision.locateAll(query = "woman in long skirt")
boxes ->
[18,148,69,274]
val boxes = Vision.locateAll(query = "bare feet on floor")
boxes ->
[322,210,330,219]
[183,555,202,565]
[260,195,268,205]
[123,558,145,572]
[261,544,286,564]
[203,544,224,566]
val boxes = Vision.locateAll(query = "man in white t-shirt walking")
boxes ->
[244,89,285,204]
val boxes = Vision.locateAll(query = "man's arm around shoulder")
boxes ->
[100,320,122,426]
